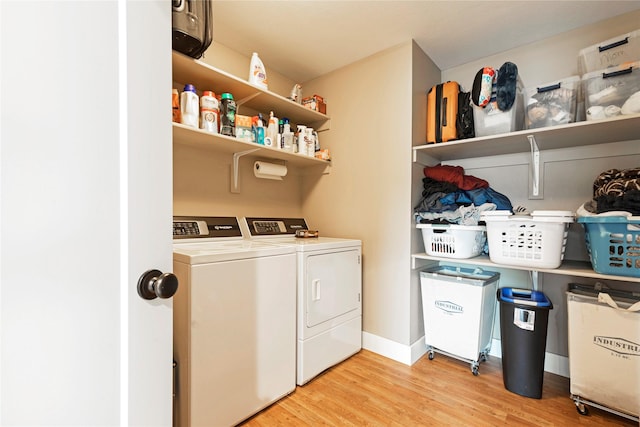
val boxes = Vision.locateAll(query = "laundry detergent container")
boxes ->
[498,287,553,399]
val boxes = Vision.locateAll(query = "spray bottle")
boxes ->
[252,116,265,145]
[266,111,279,149]
[282,119,294,152]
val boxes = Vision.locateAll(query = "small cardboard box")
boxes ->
[234,114,253,142]
[302,95,326,114]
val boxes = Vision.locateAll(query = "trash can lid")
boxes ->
[498,287,553,308]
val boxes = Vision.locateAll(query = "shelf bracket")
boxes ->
[531,270,539,291]
[527,135,542,199]
[231,148,260,194]
[235,92,262,109]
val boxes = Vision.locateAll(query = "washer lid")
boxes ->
[258,236,362,252]
[173,239,295,264]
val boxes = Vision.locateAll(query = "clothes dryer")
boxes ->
[172,216,296,427]
[242,217,362,385]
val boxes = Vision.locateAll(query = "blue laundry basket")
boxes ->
[577,215,640,278]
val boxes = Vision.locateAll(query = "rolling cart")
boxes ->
[420,266,500,375]
[567,283,640,423]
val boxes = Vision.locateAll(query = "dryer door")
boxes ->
[304,249,361,328]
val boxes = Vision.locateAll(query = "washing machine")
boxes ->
[172,216,296,427]
[242,217,362,385]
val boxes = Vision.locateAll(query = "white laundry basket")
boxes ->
[416,224,486,259]
[481,210,574,269]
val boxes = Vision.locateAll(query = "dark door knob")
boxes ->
[137,269,179,300]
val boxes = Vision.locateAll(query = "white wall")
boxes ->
[173,9,640,367]
[410,42,442,346]
[301,42,417,349]
[173,43,306,218]
[181,40,442,364]
[443,10,640,89]
[436,10,640,367]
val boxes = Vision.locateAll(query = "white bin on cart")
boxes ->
[420,266,500,375]
[567,283,640,423]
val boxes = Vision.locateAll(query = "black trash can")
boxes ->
[498,287,553,399]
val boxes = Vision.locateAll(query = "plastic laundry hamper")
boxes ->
[416,224,486,259]
[567,283,640,423]
[481,210,574,268]
[577,214,640,278]
[420,266,500,375]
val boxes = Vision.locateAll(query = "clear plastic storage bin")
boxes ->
[473,78,524,137]
[577,214,640,278]
[524,76,580,129]
[416,223,486,259]
[579,29,640,74]
[583,61,640,121]
[481,210,574,269]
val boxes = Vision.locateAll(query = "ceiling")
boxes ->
[211,1,640,83]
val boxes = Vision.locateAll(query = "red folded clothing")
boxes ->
[423,165,489,190]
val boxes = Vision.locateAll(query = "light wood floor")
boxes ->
[240,350,637,426]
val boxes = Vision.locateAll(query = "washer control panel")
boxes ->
[173,220,209,237]
[173,217,242,239]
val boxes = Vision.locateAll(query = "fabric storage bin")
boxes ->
[583,61,640,121]
[473,78,524,137]
[567,283,640,422]
[416,223,485,259]
[480,210,574,269]
[577,214,640,278]
[420,266,500,375]
[524,76,580,129]
[579,29,640,75]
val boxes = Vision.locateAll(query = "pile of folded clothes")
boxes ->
[414,164,514,225]
[577,167,640,216]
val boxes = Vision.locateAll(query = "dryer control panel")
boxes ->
[244,218,309,237]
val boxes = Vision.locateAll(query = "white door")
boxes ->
[0,1,173,426]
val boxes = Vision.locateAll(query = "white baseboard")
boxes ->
[363,333,569,378]
[362,331,427,365]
